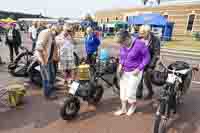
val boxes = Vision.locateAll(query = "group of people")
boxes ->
[5,20,160,115]
[32,23,100,100]
[28,21,49,52]
[4,21,48,63]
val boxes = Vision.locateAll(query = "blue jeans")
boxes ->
[40,62,56,97]
[32,39,37,52]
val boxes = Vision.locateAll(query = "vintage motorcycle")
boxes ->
[60,57,119,120]
[27,52,80,87]
[152,61,198,133]
[8,46,33,77]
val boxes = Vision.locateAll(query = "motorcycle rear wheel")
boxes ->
[8,52,33,77]
[60,94,80,120]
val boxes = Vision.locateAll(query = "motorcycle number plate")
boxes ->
[69,82,79,95]
[35,66,40,71]
[166,74,176,83]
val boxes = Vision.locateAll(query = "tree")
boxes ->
[9,15,16,20]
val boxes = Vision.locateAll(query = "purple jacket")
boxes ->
[119,38,150,72]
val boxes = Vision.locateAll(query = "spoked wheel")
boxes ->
[15,52,33,68]
[153,115,168,133]
[158,119,167,133]
[153,102,168,133]
[9,52,33,77]
[60,94,80,120]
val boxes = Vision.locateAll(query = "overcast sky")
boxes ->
[0,0,197,18]
[0,0,142,18]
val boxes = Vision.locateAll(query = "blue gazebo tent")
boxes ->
[128,13,174,41]
[128,13,167,26]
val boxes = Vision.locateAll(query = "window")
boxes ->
[106,18,109,22]
[126,16,128,22]
[187,14,195,31]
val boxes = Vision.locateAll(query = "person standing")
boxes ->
[37,21,47,38]
[114,30,150,116]
[56,24,77,86]
[29,21,38,52]
[136,25,160,100]
[35,25,59,100]
[6,24,22,62]
[85,27,100,64]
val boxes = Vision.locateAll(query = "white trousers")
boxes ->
[120,71,143,103]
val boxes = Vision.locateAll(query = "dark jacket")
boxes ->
[6,29,22,46]
[147,32,160,69]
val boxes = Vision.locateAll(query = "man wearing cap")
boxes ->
[35,25,59,100]
[136,25,160,99]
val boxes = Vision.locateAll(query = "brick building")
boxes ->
[95,1,200,37]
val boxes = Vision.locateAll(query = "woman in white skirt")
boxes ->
[114,30,150,116]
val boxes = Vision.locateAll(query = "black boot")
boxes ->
[136,79,143,99]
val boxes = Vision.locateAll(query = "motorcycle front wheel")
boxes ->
[153,101,168,133]
[60,94,80,120]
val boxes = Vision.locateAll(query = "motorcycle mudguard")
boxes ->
[8,63,17,70]
[27,59,39,73]
[12,65,28,77]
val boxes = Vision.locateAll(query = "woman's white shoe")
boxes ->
[126,105,136,116]
[114,109,127,116]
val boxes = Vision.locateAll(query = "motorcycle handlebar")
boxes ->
[20,46,29,52]
[158,61,198,73]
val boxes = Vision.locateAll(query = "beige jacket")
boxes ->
[35,29,59,64]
